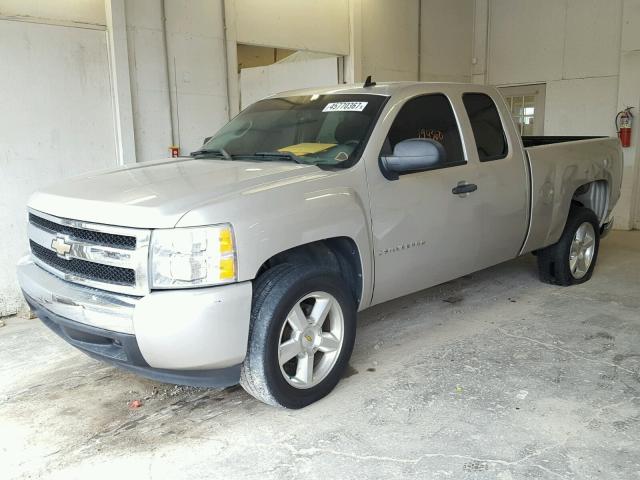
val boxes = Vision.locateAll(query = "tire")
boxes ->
[240,263,357,408]
[537,206,600,286]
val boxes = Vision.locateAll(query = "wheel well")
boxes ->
[255,238,363,305]
[571,180,609,224]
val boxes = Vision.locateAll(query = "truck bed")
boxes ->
[520,136,622,255]
[522,136,605,148]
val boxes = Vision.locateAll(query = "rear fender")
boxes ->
[521,138,622,253]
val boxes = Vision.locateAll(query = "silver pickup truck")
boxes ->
[17,82,622,408]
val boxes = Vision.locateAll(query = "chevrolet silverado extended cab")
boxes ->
[18,82,622,408]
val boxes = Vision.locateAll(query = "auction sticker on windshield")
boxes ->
[322,102,368,113]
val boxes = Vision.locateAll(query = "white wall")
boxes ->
[486,0,567,85]
[233,0,349,55]
[420,0,474,83]
[165,0,229,154]
[544,77,619,136]
[125,0,173,162]
[0,0,106,25]
[354,0,420,81]
[348,0,473,84]
[0,18,117,316]
[486,0,621,140]
[616,0,640,230]
[125,0,229,161]
[240,54,339,109]
[476,0,640,230]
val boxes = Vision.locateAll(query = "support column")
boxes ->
[615,0,640,230]
[345,0,363,83]
[223,0,240,117]
[105,0,136,164]
[472,0,489,84]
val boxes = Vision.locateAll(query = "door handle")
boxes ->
[452,182,478,196]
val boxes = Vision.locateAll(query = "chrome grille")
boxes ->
[29,213,137,249]
[27,210,151,296]
[30,241,136,286]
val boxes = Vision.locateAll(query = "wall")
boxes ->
[420,0,474,83]
[485,0,621,137]
[125,0,172,162]
[164,0,229,154]
[0,0,105,25]
[125,0,229,161]
[361,0,420,81]
[618,1,640,230]
[233,0,349,55]
[240,54,339,109]
[475,0,640,230]
[347,0,420,82]
[347,0,474,84]
[0,11,117,316]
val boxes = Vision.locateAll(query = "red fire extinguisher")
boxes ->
[169,145,180,157]
[616,107,633,148]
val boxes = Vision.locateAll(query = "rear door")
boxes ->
[460,92,529,266]
[368,93,485,305]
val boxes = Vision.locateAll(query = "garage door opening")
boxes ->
[237,44,342,110]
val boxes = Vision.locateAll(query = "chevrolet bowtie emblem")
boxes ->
[51,236,72,258]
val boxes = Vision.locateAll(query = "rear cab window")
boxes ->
[462,93,508,162]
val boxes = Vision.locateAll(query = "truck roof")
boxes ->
[266,81,477,100]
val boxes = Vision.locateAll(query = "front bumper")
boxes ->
[17,256,252,387]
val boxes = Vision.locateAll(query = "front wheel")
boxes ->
[240,263,356,408]
[537,206,600,286]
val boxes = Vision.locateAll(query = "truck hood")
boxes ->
[28,158,329,228]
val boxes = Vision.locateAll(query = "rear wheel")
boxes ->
[240,263,356,408]
[537,206,600,286]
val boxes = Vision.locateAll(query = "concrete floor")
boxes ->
[1,231,639,480]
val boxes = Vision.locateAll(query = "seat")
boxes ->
[334,115,369,144]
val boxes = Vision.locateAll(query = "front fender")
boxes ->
[177,175,374,309]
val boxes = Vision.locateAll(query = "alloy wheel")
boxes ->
[569,221,596,279]
[277,291,345,389]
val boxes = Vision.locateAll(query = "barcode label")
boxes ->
[322,102,368,113]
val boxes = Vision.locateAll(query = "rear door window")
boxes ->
[462,93,508,161]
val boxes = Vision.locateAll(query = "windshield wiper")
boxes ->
[190,148,233,160]
[252,151,308,164]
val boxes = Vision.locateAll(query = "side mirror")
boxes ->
[203,136,213,145]
[379,138,446,180]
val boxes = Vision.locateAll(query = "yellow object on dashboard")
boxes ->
[278,143,336,156]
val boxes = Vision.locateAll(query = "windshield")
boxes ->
[197,94,387,167]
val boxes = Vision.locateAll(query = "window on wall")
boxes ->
[498,84,546,136]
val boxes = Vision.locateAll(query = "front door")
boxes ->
[368,93,485,305]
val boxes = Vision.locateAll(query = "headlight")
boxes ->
[150,224,236,288]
